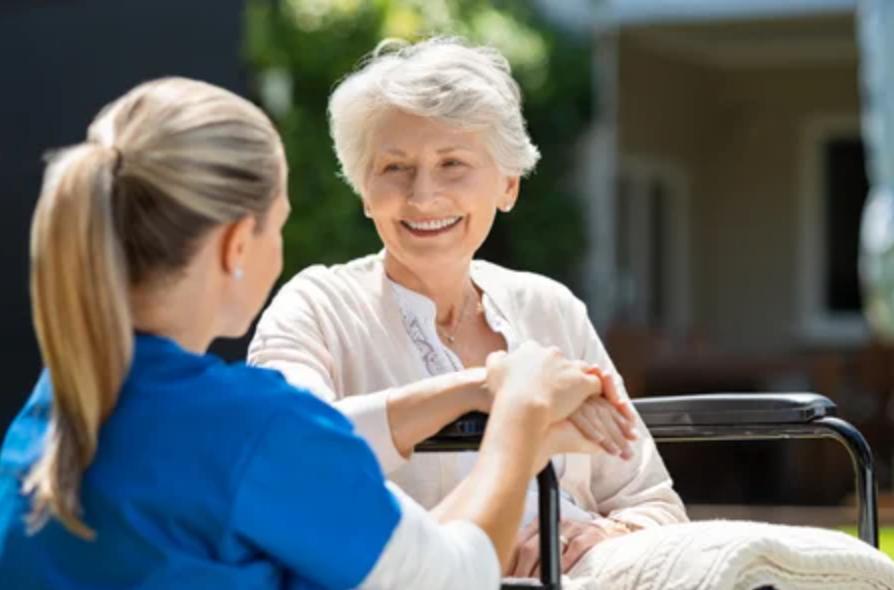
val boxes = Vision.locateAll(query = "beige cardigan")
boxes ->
[248,253,687,529]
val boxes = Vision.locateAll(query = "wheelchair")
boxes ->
[418,393,878,590]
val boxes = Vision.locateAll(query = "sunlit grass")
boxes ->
[840,527,894,558]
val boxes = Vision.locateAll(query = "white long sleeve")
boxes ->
[359,483,501,590]
[248,266,409,473]
[567,295,689,528]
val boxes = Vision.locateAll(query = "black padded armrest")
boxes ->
[422,393,837,445]
[634,393,836,427]
[429,411,487,439]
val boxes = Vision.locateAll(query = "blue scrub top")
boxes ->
[0,333,401,589]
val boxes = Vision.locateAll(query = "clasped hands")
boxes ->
[482,344,641,576]
[480,343,639,462]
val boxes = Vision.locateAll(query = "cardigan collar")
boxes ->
[358,249,517,329]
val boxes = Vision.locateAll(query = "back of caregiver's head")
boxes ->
[25,77,284,539]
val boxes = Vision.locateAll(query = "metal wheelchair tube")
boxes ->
[648,418,879,548]
[814,416,879,548]
[537,462,562,590]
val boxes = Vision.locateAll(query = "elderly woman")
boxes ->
[249,38,687,580]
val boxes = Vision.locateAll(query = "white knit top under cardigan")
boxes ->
[248,253,687,531]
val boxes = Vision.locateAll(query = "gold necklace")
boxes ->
[438,288,473,344]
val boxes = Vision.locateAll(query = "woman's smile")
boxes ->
[400,215,464,237]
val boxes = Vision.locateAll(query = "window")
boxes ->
[615,157,691,332]
[824,138,869,313]
[798,116,870,343]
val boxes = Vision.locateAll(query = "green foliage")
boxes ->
[244,0,593,287]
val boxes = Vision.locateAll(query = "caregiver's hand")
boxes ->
[535,419,605,471]
[485,343,601,424]
[439,341,608,569]
[480,351,637,459]
[509,518,635,578]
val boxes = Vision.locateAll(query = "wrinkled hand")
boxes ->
[568,395,638,460]
[508,518,634,578]
[538,364,638,461]
[582,365,634,421]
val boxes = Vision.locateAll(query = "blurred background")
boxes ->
[2,0,892,538]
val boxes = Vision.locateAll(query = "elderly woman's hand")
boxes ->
[568,396,637,459]
[509,518,636,578]
[568,367,638,459]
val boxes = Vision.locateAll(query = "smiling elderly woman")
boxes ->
[248,37,687,581]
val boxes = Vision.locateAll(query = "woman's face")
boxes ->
[362,109,519,276]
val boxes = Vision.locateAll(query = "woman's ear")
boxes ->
[499,176,520,212]
[220,215,257,278]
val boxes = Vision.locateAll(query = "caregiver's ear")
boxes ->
[499,176,520,213]
[220,215,257,276]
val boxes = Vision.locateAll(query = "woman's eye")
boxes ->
[383,163,405,173]
[443,159,464,168]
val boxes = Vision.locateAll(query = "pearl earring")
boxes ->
[233,267,244,281]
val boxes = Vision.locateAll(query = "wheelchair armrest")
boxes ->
[633,393,837,427]
[417,411,488,449]
[422,393,837,447]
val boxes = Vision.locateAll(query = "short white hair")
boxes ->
[328,37,541,195]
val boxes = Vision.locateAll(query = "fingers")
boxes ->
[583,368,639,440]
[601,370,638,422]
[575,403,620,456]
[596,401,633,460]
[516,518,540,546]
[507,520,536,575]
[568,410,604,446]
[583,400,630,457]
[539,367,638,460]
[560,526,605,573]
[517,520,627,576]
[511,531,541,578]
[614,408,639,442]
[494,343,638,433]
[583,365,637,423]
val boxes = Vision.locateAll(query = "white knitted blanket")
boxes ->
[548,520,894,590]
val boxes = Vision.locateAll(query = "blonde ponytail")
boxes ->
[25,144,133,539]
[22,77,283,539]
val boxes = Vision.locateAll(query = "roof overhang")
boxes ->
[594,0,857,30]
